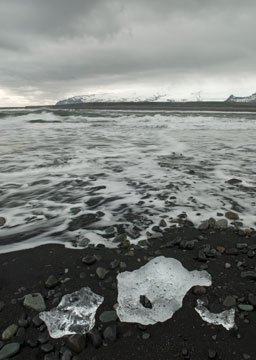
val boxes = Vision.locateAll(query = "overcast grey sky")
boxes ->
[0,0,256,106]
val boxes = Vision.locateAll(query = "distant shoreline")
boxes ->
[1,101,256,112]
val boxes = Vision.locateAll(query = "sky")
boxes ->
[0,0,256,107]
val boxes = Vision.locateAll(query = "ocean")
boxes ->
[0,108,255,253]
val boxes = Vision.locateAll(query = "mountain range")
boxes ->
[56,92,256,105]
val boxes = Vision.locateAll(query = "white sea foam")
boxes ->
[0,109,255,252]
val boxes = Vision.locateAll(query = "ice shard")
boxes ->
[39,287,104,338]
[195,299,235,330]
[116,256,212,325]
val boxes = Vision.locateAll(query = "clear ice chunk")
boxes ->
[195,299,235,330]
[116,256,212,325]
[39,287,104,338]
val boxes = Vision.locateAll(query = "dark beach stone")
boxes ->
[0,302,5,312]
[193,286,206,296]
[223,296,236,307]
[61,349,73,360]
[23,293,46,312]
[238,304,254,312]
[247,250,255,258]
[45,275,59,289]
[68,213,100,231]
[236,243,248,249]
[82,255,97,265]
[225,248,238,255]
[103,325,117,343]
[99,311,118,323]
[241,271,256,280]
[96,267,109,280]
[38,332,50,345]
[32,314,44,327]
[44,352,59,360]
[87,328,102,348]
[2,324,18,341]
[140,295,153,309]
[197,250,207,262]
[41,342,55,353]
[66,334,86,353]
[159,219,167,227]
[208,349,217,359]
[215,219,228,229]
[0,217,6,227]
[14,327,26,345]
[113,233,127,243]
[26,339,38,348]
[18,319,29,328]
[142,332,151,340]
[0,343,20,360]
[199,221,209,230]
[248,294,256,306]
[225,211,239,220]
[226,178,242,185]
[110,259,120,269]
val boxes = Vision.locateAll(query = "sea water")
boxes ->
[0,108,255,253]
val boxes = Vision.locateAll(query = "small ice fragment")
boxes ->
[195,299,235,330]
[116,256,212,325]
[39,287,104,338]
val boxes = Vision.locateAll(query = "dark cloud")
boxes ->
[0,0,256,105]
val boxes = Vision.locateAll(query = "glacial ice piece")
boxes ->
[116,256,212,325]
[195,299,235,330]
[39,287,104,338]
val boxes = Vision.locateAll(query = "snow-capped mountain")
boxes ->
[56,92,175,105]
[226,93,256,103]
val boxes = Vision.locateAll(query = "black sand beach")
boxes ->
[1,224,256,360]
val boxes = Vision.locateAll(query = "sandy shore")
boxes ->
[0,224,256,359]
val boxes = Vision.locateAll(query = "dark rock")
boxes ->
[61,349,73,360]
[66,334,86,353]
[226,178,242,185]
[208,348,217,359]
[193,286,206,296]
[0,217,6,227]
[142,332,151,340]
[99,311,118,323]
[247,250,255,258]
[199,221,209,230]
[38,332,50,344]
[152,225,162,233]
[113,233,127,243]
[225,211,239,220]
[110,259,120,269]
[41,342,55,353]
[140,295,152,309]
[215,219,228,229]
[197,250,207,262]
[2,324,18,340]
[241,271,256,280]
[23,293,46,312]
[82,255,97,265]
[68,213,100,231]
[18,319,29,328]
[225,248,238,255]
[236,243,248,249]
[45,275,59,289]
[14,327,26,345]
[26,339,38,348]
[103,325,117,343]
[32,314,44,327]
[238,304,254,312]
[0,343,20,359]
[96,267,109,280]
[87,328,102,348]
[248,293,256,306]
[0,302,5,312]
[159,219,167,227]
[223,296,236,307]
